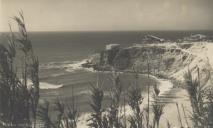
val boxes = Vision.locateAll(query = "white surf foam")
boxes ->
[39,82,63,89]
[65,59,95,72]
[26,80,63,90]
[40,61,72,70]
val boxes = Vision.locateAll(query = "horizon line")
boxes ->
[1,29,213,33]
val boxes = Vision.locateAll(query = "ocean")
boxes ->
[0,31,213,113]
[1,31,213,63]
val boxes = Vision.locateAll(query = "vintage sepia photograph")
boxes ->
[0,0,213,127]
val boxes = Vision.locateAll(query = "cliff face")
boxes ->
[95,42,212,86]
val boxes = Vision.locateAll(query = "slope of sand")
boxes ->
[206,43,213,67]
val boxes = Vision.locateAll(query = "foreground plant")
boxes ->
[0,11,39,127]
[107,72,124,128]
[128,85,144,128]
[152,84,164,128]
[55,100,78,128]
[184,69,213,127]
[37,99,78,128]
[87,84,105,128]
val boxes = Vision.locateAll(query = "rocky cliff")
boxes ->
[90,42,213,87]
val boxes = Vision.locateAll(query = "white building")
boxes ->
[106,44,120,50]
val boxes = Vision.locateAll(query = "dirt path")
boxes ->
[158,88,191,128]
[147,76,192,128]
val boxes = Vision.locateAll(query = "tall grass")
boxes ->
[85,71,167,128]
[128,85,144,128]
[152,84,164,128]
[184,69,213,127]
[37,96,78,128]
[87,84,104,128]
[37,101,53,128]
[0,11,39,127]
[127,71,145,128]
[107,72,124,128]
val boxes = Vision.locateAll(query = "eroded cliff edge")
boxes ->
[87,42,213,87]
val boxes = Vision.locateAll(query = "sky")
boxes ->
[0,0,213,32]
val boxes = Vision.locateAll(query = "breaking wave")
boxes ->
[40,82,63,89]
[27,80,63,90]
[40,59,94,73]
